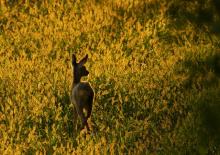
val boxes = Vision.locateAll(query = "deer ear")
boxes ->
[79,54,88,66]
[72,54,77,65]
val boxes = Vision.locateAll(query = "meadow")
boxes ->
[0,0,220,154]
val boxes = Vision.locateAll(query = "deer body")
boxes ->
[71,54,94,131]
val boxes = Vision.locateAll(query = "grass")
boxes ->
[0,0,220,154]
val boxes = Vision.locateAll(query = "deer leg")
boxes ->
[76,105,90,131]
[86,102,93,120]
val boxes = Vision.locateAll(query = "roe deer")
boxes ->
[71,54,94,131]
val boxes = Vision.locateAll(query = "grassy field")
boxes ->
[0,0,220,154]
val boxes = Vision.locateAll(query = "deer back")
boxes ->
[72,82,94,108]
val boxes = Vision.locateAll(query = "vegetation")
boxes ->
[0,0,220,154]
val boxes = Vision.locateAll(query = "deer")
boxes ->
[71,54,94,132]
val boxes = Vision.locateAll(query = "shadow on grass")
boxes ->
[174,51,220,154]
[166,0,220,35]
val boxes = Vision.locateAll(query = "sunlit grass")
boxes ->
[0,0,220,154]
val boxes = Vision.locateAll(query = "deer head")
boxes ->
[72,54,89,85]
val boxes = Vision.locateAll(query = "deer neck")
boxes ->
[72,73,81,89]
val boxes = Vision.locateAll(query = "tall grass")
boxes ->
[0,0,220,154]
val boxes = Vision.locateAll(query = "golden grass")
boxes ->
[0,0,220,154]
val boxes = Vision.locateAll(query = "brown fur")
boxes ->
[71,54,94,131]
